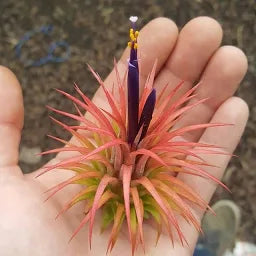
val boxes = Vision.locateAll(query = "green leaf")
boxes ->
[130,207,137,233]
[72,191,96,206]
[101,202,115,232]
[144,204,161,224]
[141,194,154,204]
[112,120,120,137]
[143,210,150,219]
[91,160,105,172]
[66,163,97,173]
[146,167,165,178]
[75,177,99,186]
[93,132,102,146]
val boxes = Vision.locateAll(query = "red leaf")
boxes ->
[107,203,125,253]
[69,190,115,243]
[155,98,209,133]
[131,187,145,252]
[122,165,133,245]
[156,173,214,214]
[87,66,126,137]
[154,80,184,117]
[37,138,129,177]
[155,83,168,107]
[168,159,230,191]
[152,179,201,232]
[56,185,97,219]
[47,105,86,124]
[139,61,157,116]
[131,148,167,167]
[70,124,114,138]
[167,123,231,140]
[69,212,91,243]
[50,116,95,148]
[39,146,89,156]
[44,172,101,201]
[135,177,186,245]
[89,175,118,248]
[151,146,205,162]
[74,83,115,133]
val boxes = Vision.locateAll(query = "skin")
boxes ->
[0,17,249,256]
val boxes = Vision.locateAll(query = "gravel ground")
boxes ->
[0,0,255,244]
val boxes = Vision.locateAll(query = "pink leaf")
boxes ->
[168,159,230,191]
[152,179,201,232]
[131,148,167,167]
[44,172,100,201]
[107,203,125,253]
[131,187,145,252]
[89,175,118,248]
[122,165,133,245]
[37,139,128,177]
[73,83,115,133]
[135,176,186,245]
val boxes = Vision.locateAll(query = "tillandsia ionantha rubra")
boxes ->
[39,16,230,255]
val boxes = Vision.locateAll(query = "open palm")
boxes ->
[0,17,248,256]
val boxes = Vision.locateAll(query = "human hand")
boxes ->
[0,17,248,256]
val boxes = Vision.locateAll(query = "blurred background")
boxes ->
[0,0,255,244]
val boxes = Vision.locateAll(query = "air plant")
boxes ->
[40,16,229,255]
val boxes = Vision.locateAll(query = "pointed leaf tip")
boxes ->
[89,175,117,248]
[122,165,133,245]
[138,88,156,142]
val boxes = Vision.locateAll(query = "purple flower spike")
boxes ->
[127,16,140,145]
[138,89,156,142]
[128,62,139,144]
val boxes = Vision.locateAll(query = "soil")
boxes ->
[0,0,255,244]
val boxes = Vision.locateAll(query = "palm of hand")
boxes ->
[0,17,248,256]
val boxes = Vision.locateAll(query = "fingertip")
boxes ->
[185,16,223,42]
[222,96,249,124]
[0,66,24,129]
[136,17,179,74]
[199,46,248,107]
[121,17,179,62]
[204,96,249,148]
[104,16,179,102]
[144,17,179,38]
[0,65,22,94]
[214,46,248,81]
[167,16,223,81]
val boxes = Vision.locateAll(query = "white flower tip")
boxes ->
[129,16,138,23]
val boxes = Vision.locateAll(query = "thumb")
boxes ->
[0,66,24,170]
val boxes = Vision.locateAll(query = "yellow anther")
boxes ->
[130,33,135,41]
[128,27,139,49]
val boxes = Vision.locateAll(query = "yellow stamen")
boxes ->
[130,33,135,41]
[128,28,139,49]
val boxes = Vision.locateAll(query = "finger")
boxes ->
[179,97,248,210]
[177,46,248,141]
[0,66,24,169]
[179,96,249,201]
[154,16,223,99]
[92,17,178,106]
[176,97,248,249]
